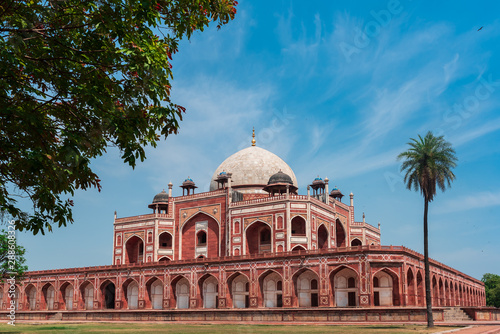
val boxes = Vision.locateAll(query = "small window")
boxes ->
[348,277,356,288]
[311,279,318,290]
[197,231,207,246]
[373,277,379,288]
[277,281,282,291]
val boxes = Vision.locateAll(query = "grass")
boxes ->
[0,323,461,334]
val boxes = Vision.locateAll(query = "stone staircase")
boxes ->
[443,307,473,321]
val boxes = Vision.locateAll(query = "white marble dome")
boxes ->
[209,146,298,194]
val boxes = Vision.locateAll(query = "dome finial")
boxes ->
[251,127,256,146]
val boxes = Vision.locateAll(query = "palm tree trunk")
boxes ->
[424,197,434,327]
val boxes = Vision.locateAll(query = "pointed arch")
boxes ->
[122,278,139,309]
[25,284,37,311]
[227,272,250,309]
[158,231,173,249]
[125,235,144,264]
[330,265,359,307]
[438,277,444,306]
[145,277,163,309]
[100,279,115,309]
[317,223,329,249]
[416,270,424,306]
[406,268,415,306]
[373,268,400,306]
[41,283,55,310]
[258,269,283,308]
[444,280,450,306]
[292,268,319,307]
[245,220,272,255]
[59,282,74,311]
[335,219,346,247]
[198,274,218,309]
[350,238,362,247]
[291,245,306,252]
[170,275,190,309]
[181,212,220,260]
[291,216,306,236]
[79,281,94,310]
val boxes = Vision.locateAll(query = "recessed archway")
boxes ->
[158,232,172,249]
[146,277,163,309]
[25,284,37,311]
[293,269,319,307]
[259,270,283,308]
[317,224,329,249]
[199,275,218,309]
[406,268,415,306]
[125,235,144,264]
[351,238,362,247]
[181,213,220,259]
[228,273,249,309]
[174,277,190,309]
[374,269,400,306]
[80,281,94,310]
[416,271,424,306]
[291,216,306,235]
[335,219,346,247]
[123,278,139,309]
[373,271,393,306]
[100,280,115,309]
[42,283,55,310]
[331,267,358,307]
[60,282,74,311]
[245,221,272,255]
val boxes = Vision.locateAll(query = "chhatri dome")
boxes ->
[209,128,298,194]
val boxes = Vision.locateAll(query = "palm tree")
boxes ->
[398,131,457,328]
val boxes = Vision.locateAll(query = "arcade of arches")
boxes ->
[9,258,485,311]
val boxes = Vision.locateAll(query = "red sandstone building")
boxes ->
[4,133,493,321]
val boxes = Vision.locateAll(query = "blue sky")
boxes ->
[18,0,500,280]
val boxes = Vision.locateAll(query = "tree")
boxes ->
[482,273,500,308]
[0,0,237,235]
[398,131,457,327]
[0,229,28,280]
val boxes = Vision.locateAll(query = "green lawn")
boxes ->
[0,323,461,334]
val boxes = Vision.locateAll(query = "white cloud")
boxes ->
[434,191,500,214]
